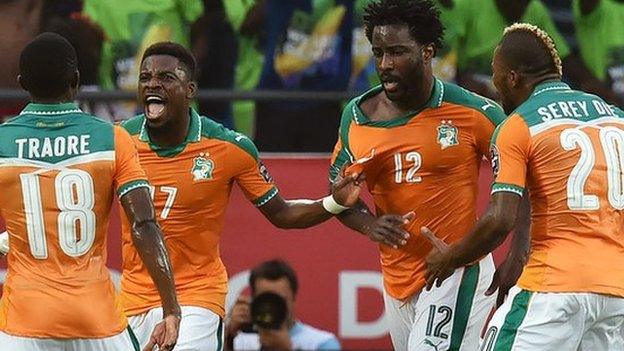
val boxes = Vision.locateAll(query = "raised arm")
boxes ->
[120,187,180,351]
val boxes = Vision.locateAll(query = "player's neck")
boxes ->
[30,93,74,105]
[389,74,435,113]
[147,112,190,148]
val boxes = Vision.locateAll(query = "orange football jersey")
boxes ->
[0,103,148,338]
[330,80,506,300]
[120,110,276,317]
[491,81,624,297]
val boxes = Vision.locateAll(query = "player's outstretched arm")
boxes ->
[258,172,362,229]
[423,191,521,290]
[120,187,181,351]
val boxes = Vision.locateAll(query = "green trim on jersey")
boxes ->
[329,98,357,182]
[493,290,533,351]
[440,81,506,126]
[117,179,150,198]
[127,326,141,351]
[216,317,224,351]
[200,115,260,161]
[449,264,479,350]
[491,183,524,197]
[0,103,115,163]
[351,78,445,128]
[253,187,279,207]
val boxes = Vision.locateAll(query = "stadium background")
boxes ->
[0,0,621,349]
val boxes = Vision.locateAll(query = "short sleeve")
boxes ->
[231,137,278,207]
[113,126,149,197]
[471,97,507,158]
[490,114,531,197]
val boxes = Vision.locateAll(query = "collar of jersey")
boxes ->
[352,78,444,127]
[20,102,82,116]
[139,108,202,153]
[531,80,570,97]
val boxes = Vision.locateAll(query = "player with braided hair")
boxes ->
[425,22,624,350]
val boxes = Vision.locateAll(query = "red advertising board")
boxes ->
[0,156,508,350]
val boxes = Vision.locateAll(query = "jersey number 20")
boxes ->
[20,169,96,259]
[561,127,624,210]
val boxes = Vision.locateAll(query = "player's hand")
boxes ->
[258,324,293,350]
[422,226,454,290]
[143,314,180,351]
[226,295,252,336]
[485,254,525,307]
[331,163,365,207]
[363,212,415,249]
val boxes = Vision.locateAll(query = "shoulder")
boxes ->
[200,115,259,160]
[440,80,507,126]
[119,115,145,136]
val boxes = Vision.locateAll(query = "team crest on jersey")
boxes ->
[437,120,459,149]
[490,144,500,176]
[191,153,214,181]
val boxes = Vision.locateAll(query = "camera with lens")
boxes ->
[240,292,288,333]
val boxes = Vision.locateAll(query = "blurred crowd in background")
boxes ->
[0,0,622,152]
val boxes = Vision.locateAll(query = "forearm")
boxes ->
[269,199,333,229]
[336,201,376,235]
[508,194,531,263]
[449,212,512,267]
[132,220,180,316]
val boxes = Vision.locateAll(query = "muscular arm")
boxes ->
[448,192,522,267]
[508,191,531,263]
[258,194,333,229]
[120,187,180,317]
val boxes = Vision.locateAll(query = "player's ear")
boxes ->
[422,44,435,64]
[187,81,198,100]
[508,70,520,88]
[17,75,26,91]
[72,70,80,89]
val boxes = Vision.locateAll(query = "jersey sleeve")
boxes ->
[113,125,150,197]
[329,101,356,182]
[490,114,531,197]
[231,135,278,207]
[471,97,507,158]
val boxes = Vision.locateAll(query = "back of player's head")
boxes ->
[249,259,299,296]
[498,23,563,78]
[363,0,444,53]
[141,42,197,80]
[19,32,78,99]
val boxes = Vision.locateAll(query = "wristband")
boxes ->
[322,195,350,214]
[0,231,8,254]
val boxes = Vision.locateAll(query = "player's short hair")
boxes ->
[499,23,563,78]
[141,42,197,80]
[249,259,299,296]
[363,0,445,53]
[19,32,78,99]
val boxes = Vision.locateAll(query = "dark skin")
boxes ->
[138,55,363,228]
[424,46,550,296]
[18,73,181,351]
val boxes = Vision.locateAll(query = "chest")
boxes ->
[136,142,234,215]
[347,114,479,187]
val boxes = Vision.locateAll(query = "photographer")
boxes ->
[225,260,341,351]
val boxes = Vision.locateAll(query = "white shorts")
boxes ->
[480,286,624,351]
[129,305,224,351]
[384,254,496,351]
[0,327,139,351]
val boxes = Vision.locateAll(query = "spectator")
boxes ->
[82,0,204,119]
[573,0,624,107]
[254,0,355,152]
[452,0,572,100]
[0,0,44,120]
[193,0,236,128]
[226,259,341,351]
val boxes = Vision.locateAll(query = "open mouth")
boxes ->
[144,95,167,120]
[382,80,400,92]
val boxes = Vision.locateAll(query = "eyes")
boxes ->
[139,72,179,83]
[372,46,409,59]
